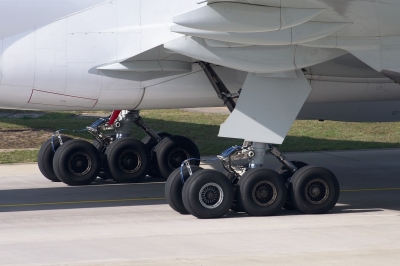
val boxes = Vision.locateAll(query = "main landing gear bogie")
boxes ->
[166,142,340,219]
[38,110,200,186]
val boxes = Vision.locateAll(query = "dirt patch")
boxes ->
[0,129,54,149]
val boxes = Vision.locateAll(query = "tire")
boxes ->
[92,140,112,180]
[38,136,73,182]
[154,135,200,180]
[276,161,308,210]
[237,168,287,216]
[53,140,101,186]
[182,169,234,219]
[289,166,340,214]
[165,165,203,214]
[141,132,171,177]
[105,137,150,183]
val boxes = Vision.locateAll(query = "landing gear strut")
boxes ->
[165,61,340,218]
[38,109,200,185]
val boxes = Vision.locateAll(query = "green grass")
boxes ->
[1,109,400,164]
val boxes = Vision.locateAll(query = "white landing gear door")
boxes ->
[219,70,312,144]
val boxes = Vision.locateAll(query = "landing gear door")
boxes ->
[219,70,312,144]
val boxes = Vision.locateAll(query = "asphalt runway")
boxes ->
[1,149,400,265]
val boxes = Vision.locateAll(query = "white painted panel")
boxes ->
[295,46,347,70]
[219,70,312,144]
[96,89,143,110]
[141,0,201,25]
[65,63,102,98]
[280,8,325,29]
[171,25,292,46]
[1,30,35,87]
[140,25,177,53]
[165,37,297,73]
[55,50,67,67]
[28,89,97,109]
[117,33,141,60]
[34,49,67,93]
[137,65,224,109]
[0,85,32,109]
[67,33,117,63]
[306,81,367,103]
[67,1,117,33]
[0,0,107,39]
[66,1,117,63]
[364,83,400,102]
[36,19,67,49]
[117,0,141,31]
[173,3,281,32]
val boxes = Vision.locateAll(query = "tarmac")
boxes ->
[1,149,400,265]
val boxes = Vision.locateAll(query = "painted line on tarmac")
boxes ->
[1,188,399,208]
[0,197,165,208]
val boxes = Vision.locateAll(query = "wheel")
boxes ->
[237,168,287,216]
[154,135,200,180]
[165,165,203,214]
[141,132,171,177]
[105,137,150,183]
[92,140,112,180]
[182,169,234,219]
[289,166,340,214]
[38,136,73,182]
[53,140,101,186]
[276,161,308,210]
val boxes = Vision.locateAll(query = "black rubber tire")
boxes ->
[237,168,287,216]
[92,140,112,180]
[38,136,72,182]
[53,140,101,186]
[154,135,200,180]
[182,169,234,219]
[289,166,340,214]
[141,132,171,177]
[105,137,150,183]
[276,161,309,210]
[165,165,203,214]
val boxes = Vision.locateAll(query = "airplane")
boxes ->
[1,0,400,219]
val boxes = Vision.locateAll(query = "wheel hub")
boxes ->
[68,152,92,176]
[168,148,190,169]
[119,149,141,173]
[252,181,277,207]
[199,182,224,209]
[305,178,329,204]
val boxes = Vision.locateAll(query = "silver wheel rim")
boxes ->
[199,182,224,209]
[68,152,92,176]
[305,178,330,204]
[252,181,277,207]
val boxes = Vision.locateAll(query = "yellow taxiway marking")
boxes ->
[0,188,399,208]
[0,197,165,208]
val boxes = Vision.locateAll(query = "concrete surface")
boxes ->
[1,149,400,265]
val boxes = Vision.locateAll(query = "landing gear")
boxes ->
[170,142,340,218]
[237,168,287,216]
[154,135,200,179]
[165,61,340,219]
[38,109,200,186]
[289,166,340,214]
[182,169,234,219]
[165,165,203,214]
[53,139,101,186]
[38,135,72,182]
[105,137,149,183]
